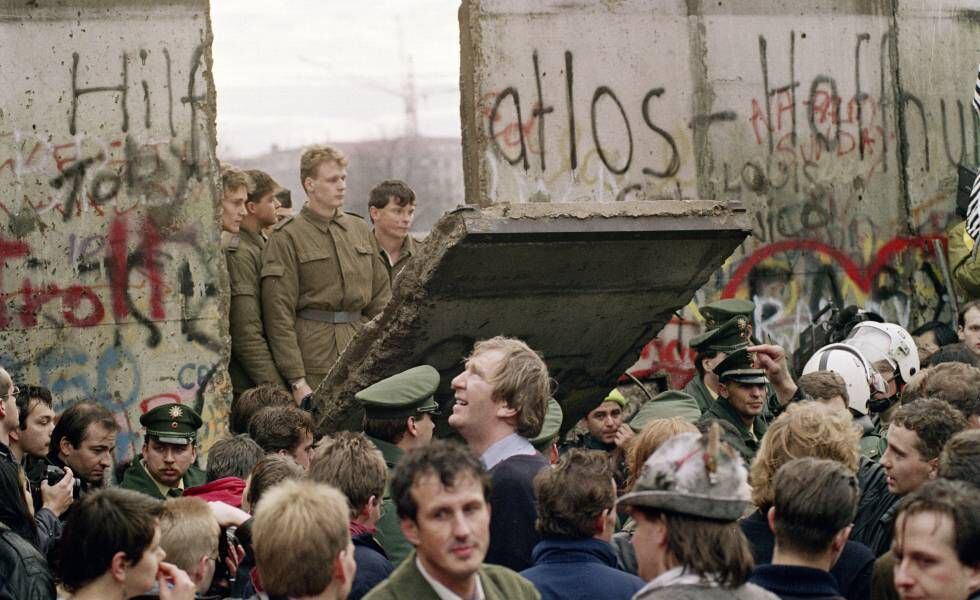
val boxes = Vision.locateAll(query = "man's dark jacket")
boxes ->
[520,537,645,600]
[749,564,846,600]
[350,531,394,600]
[0,523,54,600]
[485,453,548,572]
[850,456,898,556]
[740,510,873,600]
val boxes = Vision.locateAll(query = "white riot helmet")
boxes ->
[845,322,920,383]
[802,343,888,415]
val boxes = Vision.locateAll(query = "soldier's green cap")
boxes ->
[700,299,755,330]
[629,390,702,431]
[355,365,441,420]
[140,403,202,445]
[715,347,767,385]
[689,315,753,353]
[531,397,563,451]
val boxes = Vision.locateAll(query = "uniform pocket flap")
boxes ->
[230,282,256,296]
[354,245,373,255]
[261,263,285,278]
[297,248,333,263]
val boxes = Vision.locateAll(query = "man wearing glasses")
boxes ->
[356,365,441,566]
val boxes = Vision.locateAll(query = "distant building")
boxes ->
[230,136,464,233]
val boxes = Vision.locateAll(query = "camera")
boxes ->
[46,464,83,499]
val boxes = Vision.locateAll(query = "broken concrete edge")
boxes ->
[313,209,471,432]
[311,201,751,434]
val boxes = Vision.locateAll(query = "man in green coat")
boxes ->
[120,403,205,499]
[684,312,755,414]
[364,440,540,600]
[357,365,440,566]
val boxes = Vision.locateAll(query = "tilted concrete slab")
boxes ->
[314,200,751,433]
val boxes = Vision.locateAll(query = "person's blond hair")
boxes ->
[253,480,350,597]
[159,497,219,575]
[470,336,550,438]
[221,165,252,195]
[625,417,698,491]
[300,145,348,189]
[749,402,859,508]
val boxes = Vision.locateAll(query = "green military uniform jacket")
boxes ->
[378,234,420,284]
[363,551,541,600]
[702,397,768,464]
[225,229,285,395]
[682,375,715,414]
[368,436,413,566]
[261,207,391,383]
[119,455,205,500]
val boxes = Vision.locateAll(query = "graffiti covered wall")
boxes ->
[460,1,979,383]
[0,1,227,459]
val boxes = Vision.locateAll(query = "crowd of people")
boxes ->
[0,144,978,600]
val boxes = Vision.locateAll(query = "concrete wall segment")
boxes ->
[0,0,228,461]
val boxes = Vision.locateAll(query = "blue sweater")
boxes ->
[520,537,646,600]
[349,532,394,600]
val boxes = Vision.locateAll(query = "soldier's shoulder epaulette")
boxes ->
[344,211,365,220]
[272,215,295,231]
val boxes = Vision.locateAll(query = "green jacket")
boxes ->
[261,207,391,381]
[378,234,420,284]
[363,551,540,600]
[702,397,768,464]
[119,455,206,500]
[226,229,285,395]
[948,220,980,301]
[682,375,715,414]
[368,436,412,566]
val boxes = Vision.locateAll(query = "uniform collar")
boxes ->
[238,226,265,247]
[301,205,348,233]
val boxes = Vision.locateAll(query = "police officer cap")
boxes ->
[628,390,701,431]
[618,425,751,520]
[715,347,768,385]
[531,397,563,451]
[700,299,755,330]
[689,315,753,353]
[140,403,202,446]
[355,365,441,420]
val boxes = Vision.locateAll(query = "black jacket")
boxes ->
[0,523,54,600]
[350,532,394,600]
[850,456,899,557]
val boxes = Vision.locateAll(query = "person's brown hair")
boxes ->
[300,145,347,189]
[57,488,164,592]
[797,371,849,405]
[245,454,304,512]
[308,432,387,517]
[159,497,220,575]
[938,429,980,487]
[901,363,980,421]
[957,299,980,328]
[248,405,314,455]
[368,180,415,212]
[749,402,859,508]
[890,398,968,461]
[245,169,279,204]
[253,480,351,597]
[633,507,754,588]
[206,434,265,482]
[49,401,119,457]
[535,449,614,538]
[392,440,489,521]
[771,457,859,557]
[469,336,550,438]
[895,479,980,567]
[229,384,293,435]
[625,417,698,492]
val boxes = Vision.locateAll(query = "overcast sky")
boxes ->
[210,1,462,158]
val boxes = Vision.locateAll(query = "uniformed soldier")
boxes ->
[227,169,286,397]
[119,403,205,500]
[261,146,392,404]
[699,298,757,333]
[530,397,563,463]
[701,347,771,464]
[355,364,440,566]
[683,315,754,413]
[368,179,420,283]
[628,390,702,431]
